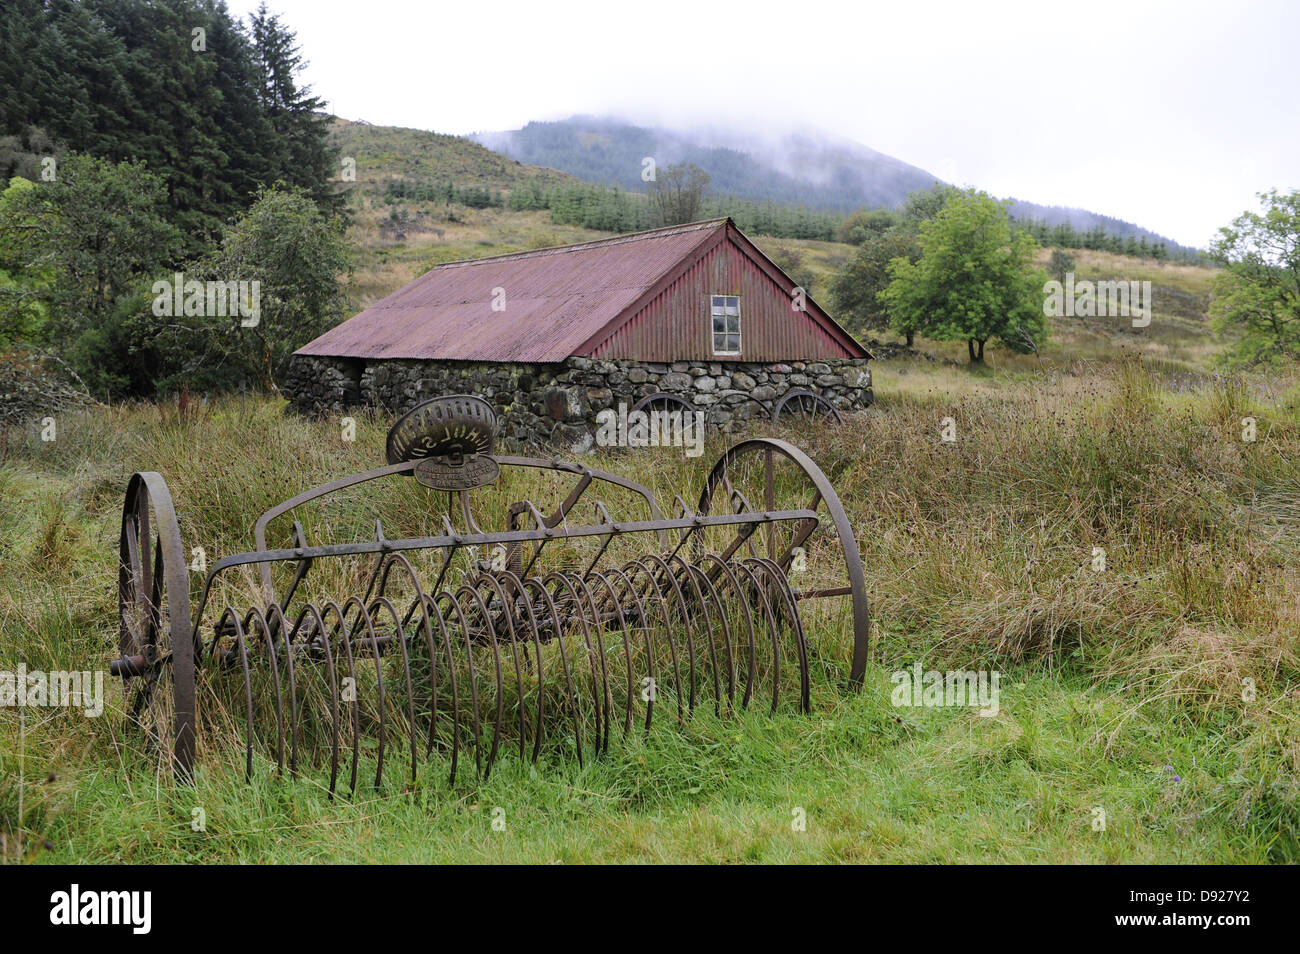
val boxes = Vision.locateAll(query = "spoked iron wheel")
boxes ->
[632,392,698,418]
[117,472,197,779]
[697,439,870,685]
[772,389,842,426]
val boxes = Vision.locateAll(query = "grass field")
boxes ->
[3,350,1298,864]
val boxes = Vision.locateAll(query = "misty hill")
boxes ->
[472,116,1197,254]
[473,116,937,211]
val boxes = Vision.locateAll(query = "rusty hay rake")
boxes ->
[112,395,869,793]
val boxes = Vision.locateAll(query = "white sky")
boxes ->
[226,0,1299,247]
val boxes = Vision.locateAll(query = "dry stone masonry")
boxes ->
[285,354,873,452]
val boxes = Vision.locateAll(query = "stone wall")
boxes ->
[285,354,872,451]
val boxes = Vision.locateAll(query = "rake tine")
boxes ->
[458,584,506,779]
[699,555,759,711]
[245,607,285,774]
[264,602,300,777]
[370,596,419,785]
[439,592,482,779]
[523,577,583,766]
[475,573,529,763]
[623,559,685,724]
[297,602,341,798]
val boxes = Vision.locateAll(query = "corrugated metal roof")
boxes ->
[296,219,730,362]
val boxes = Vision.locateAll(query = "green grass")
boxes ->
[2,356,1298,864]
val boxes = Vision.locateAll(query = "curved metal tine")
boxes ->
[658,556,701,713]
[582,567,639,739]
[269,522,314,638]
[622,559,684,724]
[496,570,547,763]
[369,595,419,784]
[669,495,698,553]
[580,500,617,578]
[219,607,256,782]
[387,555,444,761]
[295,602,341,796]
[439,591,482,779]
[263,603,300,777]
[427,592,463,784]
[474,573,529,762]
[730,560,784,714]
[731,489,763,560]
[750,557,811,713]
[516,499,553,579]
[427,520,462,597]
[669,556,724,715]
[321,599,361,795]
[342,596,388,789]
[354,520,393,610]
[687,561,740,712]
[457,585,507,778]
[565,573,614,754]
[244,607,285,774]
[636,554,693,718]
[605,567,656,734]
[698,555,759,710]
[459,490,487,535]
[522,577,584,766]
[543,571,603,763]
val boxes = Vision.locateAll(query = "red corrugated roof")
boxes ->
[296,219,730,362]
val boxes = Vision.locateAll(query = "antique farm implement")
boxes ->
[112,395,869,792]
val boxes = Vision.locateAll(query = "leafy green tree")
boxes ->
[835,208,897,245]
[881,190,1047,363]
[1209,189,1300,365]
[170,185,351,392]
[649,162,710,226]
[830,230,921,344]
[901,183,961,228]
[0,154,180,394]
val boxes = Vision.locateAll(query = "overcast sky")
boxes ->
[226,0,1298,247]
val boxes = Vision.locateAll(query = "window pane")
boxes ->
[726,315,740,333]
[713,316,726,333]
[724,334,740,352]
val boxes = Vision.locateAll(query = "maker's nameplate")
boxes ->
[412,455,500,490]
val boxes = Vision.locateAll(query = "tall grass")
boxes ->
[2,356,1298,862]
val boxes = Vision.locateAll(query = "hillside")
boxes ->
[471,116,1196,255]
[329,118,578,193]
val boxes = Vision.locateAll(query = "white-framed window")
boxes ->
[711,295,741,355]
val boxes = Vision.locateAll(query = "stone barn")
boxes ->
[286,217,872,449]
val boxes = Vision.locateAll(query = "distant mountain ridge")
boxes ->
[472,116,1197,253]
